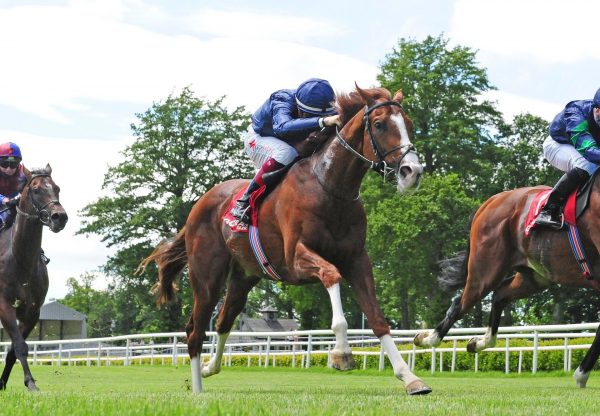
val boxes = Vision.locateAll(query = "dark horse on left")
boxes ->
[139,85,432,395]
[0,165,67,391]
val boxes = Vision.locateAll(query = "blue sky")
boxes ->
[1,0,598,299]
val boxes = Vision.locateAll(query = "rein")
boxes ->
[335,100,417,179]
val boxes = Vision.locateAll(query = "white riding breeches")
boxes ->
[243,126,298,169]
[542,136,598,175]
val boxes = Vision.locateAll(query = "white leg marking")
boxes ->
[327,284,351,354]
[475,327,497,351]
[381,334,419,385]
[574,367,590,388]
[191,355,202,394]
[202,332,230,377]
[422,331,442,347]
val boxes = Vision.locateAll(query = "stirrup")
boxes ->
[230,202,251,225]
[535,212,564,230]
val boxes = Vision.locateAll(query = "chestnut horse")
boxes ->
[0,164,68,390]
[139,86,431,395]
[414,180,600,388]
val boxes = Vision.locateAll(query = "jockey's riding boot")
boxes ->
[230,180,260,225]
[535,167,590,229]
[262,164,292,190]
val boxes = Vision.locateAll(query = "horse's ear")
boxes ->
[355,83,376,107]
[45,163,52,175]
[393,90,404,103]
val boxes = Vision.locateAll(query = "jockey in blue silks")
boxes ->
[536,88,600,228]
[230,78,341,225]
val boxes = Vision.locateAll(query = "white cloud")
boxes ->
[0,1,376,124]
[450,0,600,62]
[485,90,561,122]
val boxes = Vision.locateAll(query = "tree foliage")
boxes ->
[65,36,585,335]
[378,34,502,190]
[76,87,253,333]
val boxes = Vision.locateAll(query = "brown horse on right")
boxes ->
[414,179,600,388]
[139,85,431,395]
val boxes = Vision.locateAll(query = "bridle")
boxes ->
[335,100,417,179]
[15,173,62,227]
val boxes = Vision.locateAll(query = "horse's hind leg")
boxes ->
[202,270,260,378]
[186,240,230,394]
[415,243,512,348]
[467,271,543,353]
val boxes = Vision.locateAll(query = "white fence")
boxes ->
[3,322,599,374]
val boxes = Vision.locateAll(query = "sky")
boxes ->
[1,0,599,300]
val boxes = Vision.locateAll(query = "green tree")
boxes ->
[377,34,502,193]
[60,273,114,337]
[490,113,560,193]
[364,174,479,328]
[77,87,253,334]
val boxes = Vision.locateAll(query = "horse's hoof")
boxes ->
[26,382,39,392]
[331,351,356,371]
[466,337,479,353]
[413,332,428,347]
[574,368,590,388]
[406,379,432,395]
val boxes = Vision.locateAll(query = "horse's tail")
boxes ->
[137,226,188,305]
[437,215,473,292]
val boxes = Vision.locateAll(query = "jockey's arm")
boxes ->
[271,98,320,139]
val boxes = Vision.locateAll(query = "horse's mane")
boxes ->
[334,87,392,126]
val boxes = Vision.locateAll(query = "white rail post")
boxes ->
[265,337,271,368]
[532,330,539,374]
[58,343,63,366]
[125,339,130,366]
[411,343,416,371]
[475,352,478,372]
[172,336,178,365]
[33,344,37,366]
[451,339,457,373]
[431,347,436,374]
[307,334,312,368]
[505,337,510,374]
[563,337,568,372]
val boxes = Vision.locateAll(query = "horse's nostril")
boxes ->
[399,166,413,179]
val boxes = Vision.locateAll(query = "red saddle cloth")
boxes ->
[524,188,578,236]
[222,185,267,233]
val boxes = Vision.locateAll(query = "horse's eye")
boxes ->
[374,121,383,130]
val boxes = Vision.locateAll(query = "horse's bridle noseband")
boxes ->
[16,173,62,226]
[335,100,417,178]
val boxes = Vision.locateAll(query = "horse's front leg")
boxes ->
[294,243,354,370]
[345,251,431,395]
[0,302,39,391]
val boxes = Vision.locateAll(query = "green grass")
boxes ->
[1,365,599,415]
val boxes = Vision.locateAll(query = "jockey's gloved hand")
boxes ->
[6,197,19,207]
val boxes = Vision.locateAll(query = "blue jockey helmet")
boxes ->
[594,88,600,108]
[295,78,337,116]
[0,142,22,162]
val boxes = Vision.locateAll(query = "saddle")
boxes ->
[223,162,295,233]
